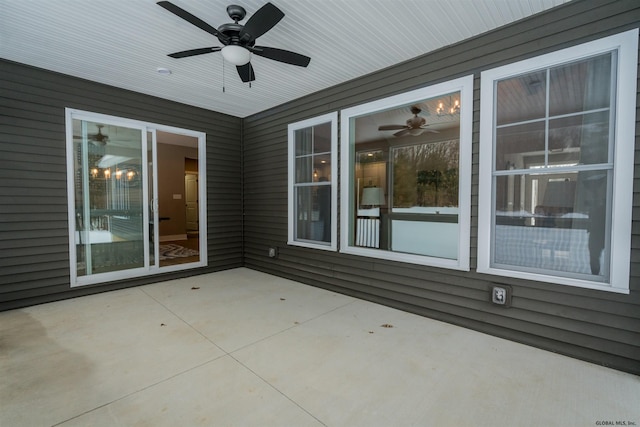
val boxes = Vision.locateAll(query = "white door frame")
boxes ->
[66,109,208,287]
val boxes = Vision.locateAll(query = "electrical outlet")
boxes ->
[491,285,512,307]
[268,247,278,258]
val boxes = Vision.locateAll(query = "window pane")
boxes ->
[495,173,531,217]
[356,150,386,190]
[393,140,459,209]
[392,220,458,259]
[549,53,612,116]
[313,122,331,153]
[496,121,545,171]
[314,153,331,182]
[494,171,609,279]
[388,139,460,259]
[496,70,546,125]
[549,111,610,165]
[295,128,312,156]
[295,185,331,243]
[295,156,312,183]
[73,120,145,276]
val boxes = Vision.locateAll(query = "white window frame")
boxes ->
[478,29,638,293]
[340,76,474,270]
[287,112,338,251]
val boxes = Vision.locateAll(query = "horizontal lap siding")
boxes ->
[242,0,640,374]
[0,60,242,310]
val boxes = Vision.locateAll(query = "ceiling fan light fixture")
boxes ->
[221,45,251,66]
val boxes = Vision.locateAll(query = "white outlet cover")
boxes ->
[492,287,507,305]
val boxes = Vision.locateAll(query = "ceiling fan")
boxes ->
[157,1,311,83]
[378,106,439,137]
[74,125,129,147]
[87,124,109,146]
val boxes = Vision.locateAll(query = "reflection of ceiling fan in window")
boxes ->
[88,124,109,146]
[74,124,135,147]
[73,124,110,146]
[378,106,439,137]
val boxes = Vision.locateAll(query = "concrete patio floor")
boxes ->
[1,268,638,426]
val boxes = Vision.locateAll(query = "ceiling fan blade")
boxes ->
[378,125,407,131]
[236,63,256,83]
[168,47,221,58]
[238,3,284,43]
[157,1,229,43]
[252,46,311,67]
[424,129,440,133]
[393,129,411,137]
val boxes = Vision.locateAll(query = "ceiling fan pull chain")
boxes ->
[222,59,226,93]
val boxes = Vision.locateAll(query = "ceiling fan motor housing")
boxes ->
[218,22,254,47]
[226,5,246,22]
[408,116,426,127]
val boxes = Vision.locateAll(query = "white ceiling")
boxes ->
[1,0,570,118]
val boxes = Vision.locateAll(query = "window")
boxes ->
[478,29,638,293]
[66,109,207,286]
[288,112,338,250]
[340,76,474,269]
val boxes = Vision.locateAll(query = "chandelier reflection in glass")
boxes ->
[436,96,461,116]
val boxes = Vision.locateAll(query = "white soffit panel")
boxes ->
[0,0,570,117]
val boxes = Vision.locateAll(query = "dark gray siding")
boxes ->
[0,60,243,310]
[243,0,640,374]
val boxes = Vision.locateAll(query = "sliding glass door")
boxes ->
[71,117,147,279]
[66,110,206,286]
